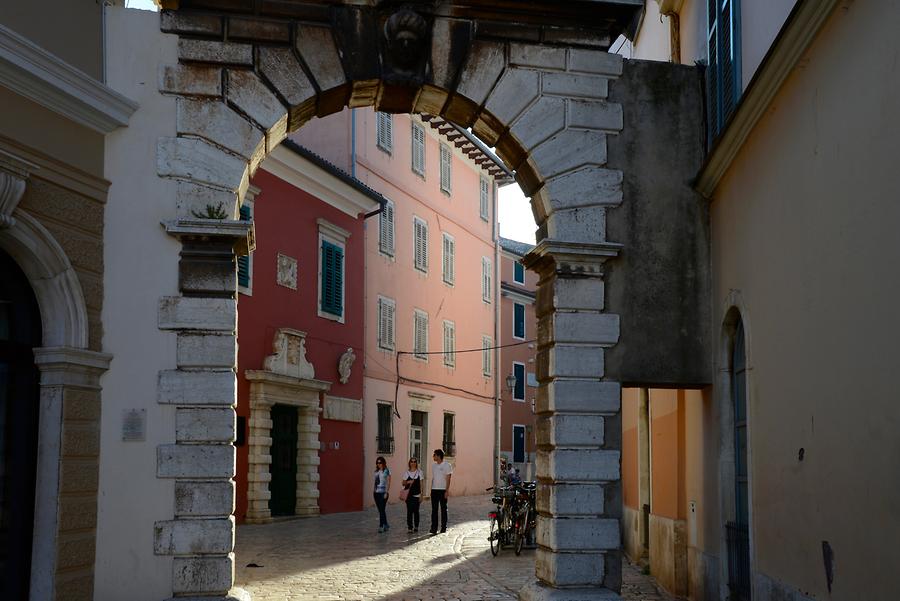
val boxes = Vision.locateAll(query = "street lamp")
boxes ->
[505,373,517,394]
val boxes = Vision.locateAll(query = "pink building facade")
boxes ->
[498,238,538,479]
[295,108,511,504]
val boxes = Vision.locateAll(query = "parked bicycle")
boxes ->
[487,481,536,556]
[512,481,536,555]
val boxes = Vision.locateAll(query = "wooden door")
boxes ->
[269,405,298,516]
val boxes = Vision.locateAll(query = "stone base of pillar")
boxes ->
[166,586,251,601]
[519,582,621,601]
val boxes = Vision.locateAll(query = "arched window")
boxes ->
[727,317,751,600]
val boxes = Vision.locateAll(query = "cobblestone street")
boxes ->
[236,495,676,601]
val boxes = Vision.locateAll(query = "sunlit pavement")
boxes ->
[235,495,676,601]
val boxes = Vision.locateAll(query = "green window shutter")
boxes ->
[238,205,251,288]
[321,240,344,316]
[514,303,525,339]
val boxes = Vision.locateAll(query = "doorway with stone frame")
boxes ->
[149,1,709,599]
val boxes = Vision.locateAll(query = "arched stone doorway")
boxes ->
[154,4,633,599]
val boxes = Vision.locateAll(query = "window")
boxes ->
[414,310,428,360]
[379,199,395,256]
[414,217,428,272]
[513,302,525,339]
[442,413,456,457]
[411,122,425,175]
[707,0,741,142]
[377,296,396,351]
[482,336,492,376]
[377,403,394,454]
[376,111,393,153]
[479,177,490,221]
[512,362,525,401]
[319,239,344,318]
[442,233,455,285]
[237,202,253,293]
[482,257,492,303]
[443,320,456,367]
[513,261,525,284]
[440,143,452,194]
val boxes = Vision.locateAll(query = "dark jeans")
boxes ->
[406,496,420,529]
[430,489,448,532]
[373,492,388,527]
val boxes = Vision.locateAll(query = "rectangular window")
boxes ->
[513,261,525,284]
[440,143,452,194]
[479,177,490,221]
[513,362,526,401]
[377,403,394,454]
[442,233,455,285]
[414,217,428,272]
[707,0,741,142]
[482,336,492,376]
[443,320,456,367]
[376,111,393,153]
[442,413,456,457]
[411,122,426,175]
[414,310,428,360]
[482,257,492,303]
[377,296,396,351]
[379,199,395,256]
[237,203,253,293]
[320,239,344,318]
[513,302,525,339]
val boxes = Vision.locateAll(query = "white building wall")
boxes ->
[97,8,179,600]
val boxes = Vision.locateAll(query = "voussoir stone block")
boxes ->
[159,64,222,97]
[157,137,248,193]
[258,46,317,128]
[455,40,506,107]
[159,296,237,332]
[158,444,235,479]
[510,96,566,151]
[530,129,607,179]
[226,71,287,150]
[178,39,253,66]
[176,98,264,163]
[510,43,566,71]
[536,483,606,516]
[567,49,623,77]
[537,516,619,551]
[295,25,346,91]
[175,481,236,516]
[158,370,236,405]
[568,100,623,132]
[536,414,604,448]
[483,68,540,126]
[536,449,619,482]
[543,73,609,100]
[176,408,236,442]
[177,333,236,368]
[154,517,235,555]
[534,547,606,588]
[540,166,623,210]
[172,553,234,595]
[535,380,621,414]
[540,343,604,379]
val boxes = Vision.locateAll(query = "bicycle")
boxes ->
[513,481,536,555]
[486,485,517,556]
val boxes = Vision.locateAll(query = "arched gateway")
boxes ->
[150,2,700,599]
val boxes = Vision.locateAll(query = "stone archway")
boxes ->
[154,5,629,599]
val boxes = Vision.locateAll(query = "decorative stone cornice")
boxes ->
[162,218,254,255]
[523,238,621,277]
[0,149,38,229]
[33,346,113,387]
[0,23,138,134]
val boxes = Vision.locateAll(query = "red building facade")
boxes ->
[235,143,382,522]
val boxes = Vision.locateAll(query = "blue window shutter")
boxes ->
[321,240,344,316]
[514,261,525,284]
[237,205,251,288]
[514,303,525,338]
[514,363,525,400]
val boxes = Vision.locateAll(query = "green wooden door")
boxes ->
[269,405,298,516]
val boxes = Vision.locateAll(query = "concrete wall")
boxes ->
[604,59,710,387]
[709,2,900,598]
[97,8,178,599]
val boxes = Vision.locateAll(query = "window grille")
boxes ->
[377,403,394,454]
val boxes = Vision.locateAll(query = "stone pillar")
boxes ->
[157,219,249,600]
[245,399,274,523]
[296,406,321,516]
[522,242,622,601]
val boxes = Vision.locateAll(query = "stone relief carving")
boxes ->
[263,328,315,380]
[338,347,356,384]
[0,150,37,229]
[276,253,297,289]
[382,8,430,83]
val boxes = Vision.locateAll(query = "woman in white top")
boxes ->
[373,457,391,533]
[402,457,423,532]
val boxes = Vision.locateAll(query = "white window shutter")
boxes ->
[480,178,489,220]
[380,200,394,255]
[414,218,428,271]
[482,257,492,302]
[448,237,454,283]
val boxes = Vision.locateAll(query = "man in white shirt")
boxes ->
[429,448,453,534]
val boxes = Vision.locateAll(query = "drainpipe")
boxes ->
[493,181,502,487]
[350,108,357,178]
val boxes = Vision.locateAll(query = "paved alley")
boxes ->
[235,495,676,601]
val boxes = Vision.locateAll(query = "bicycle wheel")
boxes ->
[489,515,501,556]
[515,505,529,555]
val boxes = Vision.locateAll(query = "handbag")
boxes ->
[399,488,409,501]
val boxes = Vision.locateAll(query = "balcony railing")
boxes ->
[725,521,751,601]
[376,436,394,455]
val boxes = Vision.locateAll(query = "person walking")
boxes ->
[429,448,453,534]
[373,456,391,533]
[402,457,423,532]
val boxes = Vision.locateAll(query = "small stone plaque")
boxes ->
[276,253,298,289]
[122,409,146,442]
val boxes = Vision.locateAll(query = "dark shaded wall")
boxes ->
[604,59,711,387]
